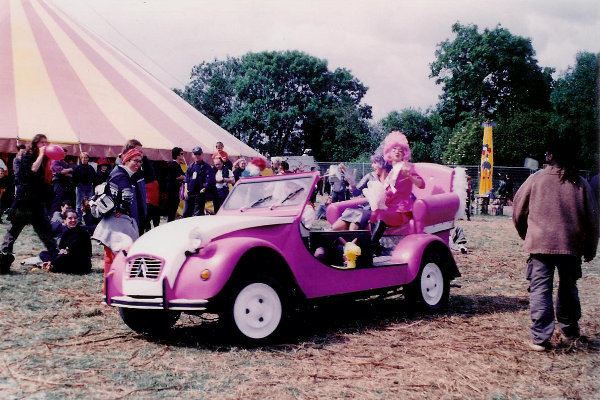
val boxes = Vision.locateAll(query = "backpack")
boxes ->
[89,182,115,219]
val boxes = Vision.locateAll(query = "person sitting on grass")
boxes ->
[40,209,92,274]
[50,200,73,238]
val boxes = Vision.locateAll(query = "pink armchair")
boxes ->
[325,163,460,237]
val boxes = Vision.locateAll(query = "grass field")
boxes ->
[1,212,598,399]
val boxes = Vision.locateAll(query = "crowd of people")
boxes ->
[0,137,308,276]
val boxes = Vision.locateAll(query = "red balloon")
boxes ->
[45,144,65,160]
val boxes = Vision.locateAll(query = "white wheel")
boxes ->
[420,262,444,306]
[405,252,450,311]
[233,282,282,340]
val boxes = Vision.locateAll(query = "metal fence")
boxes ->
[316,162,594,195]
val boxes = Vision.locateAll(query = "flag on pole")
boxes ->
[478,121,495,196]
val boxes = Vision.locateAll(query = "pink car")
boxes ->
[105,163,461,343]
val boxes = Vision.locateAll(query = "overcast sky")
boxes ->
[57,0,599,121]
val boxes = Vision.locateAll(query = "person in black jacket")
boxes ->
[40,209,92,274]
[166,147,185,221]
[183,146,215,217]
[72,152,96,223]
[0,134,58,274]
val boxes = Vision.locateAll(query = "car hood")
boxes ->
[130,215,295,256]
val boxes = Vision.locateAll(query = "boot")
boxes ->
[0,253,15,275]
[370,220,387,256]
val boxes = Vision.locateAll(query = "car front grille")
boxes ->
[128,257,163,279]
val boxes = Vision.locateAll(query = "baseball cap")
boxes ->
[192,146,203,155]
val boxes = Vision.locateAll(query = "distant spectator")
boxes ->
[95,157,111,185]
[50,200,73,237]
[232,158,247,182]
[212,141,232,169]
[183,146,215,217]
[329,164,348,203]
[166,147,185,222]
[50,150,74,215]
[80,197,99,235]
[72,152,96,223]
[281,161,292,174]
[213,157,234,212]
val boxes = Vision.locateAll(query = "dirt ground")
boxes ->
[0,211,599,400]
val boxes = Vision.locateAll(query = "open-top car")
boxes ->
[104,163,462,343]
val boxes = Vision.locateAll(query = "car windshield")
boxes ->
[222,176,314,211]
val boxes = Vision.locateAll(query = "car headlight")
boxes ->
[187,226,207,253]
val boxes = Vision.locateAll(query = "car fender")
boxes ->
[391,234,459,284]
[172,236,285,301]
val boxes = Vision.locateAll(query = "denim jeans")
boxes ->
[526,255,582,344]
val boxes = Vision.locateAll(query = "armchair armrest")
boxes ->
[325,198,368,225]
[412,193,460,233]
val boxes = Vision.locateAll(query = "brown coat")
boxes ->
[513,165,599,260]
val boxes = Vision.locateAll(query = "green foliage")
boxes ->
[176,50,372,160]
[550,52,599,171]
[430,23,553,128]
[442,116,484,165]
[494,110,554,166]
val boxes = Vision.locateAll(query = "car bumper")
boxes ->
[104,274,210,311]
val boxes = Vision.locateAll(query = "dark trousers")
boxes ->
[166,188,181,222]
[183,193,206,217]
[145,204,160,231]
[50,184,74,215]
[526,255,582,344]
[331,190,345,203]
[1,205,57,256]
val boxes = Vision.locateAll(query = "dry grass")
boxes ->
[1,211,599,399]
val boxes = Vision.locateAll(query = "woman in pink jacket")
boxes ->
[370,131,425,250]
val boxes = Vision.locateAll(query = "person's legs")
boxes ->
[183,195,195,218]
[526,255,555,345]
[30,209,58,256]
[166,190,179,221]
[555,256,582,339]
[50,184,64,215]
[193,193,206,216]
[0,217,26,273]
[331,219,350,231]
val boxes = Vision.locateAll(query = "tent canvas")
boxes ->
[0,0,261,161]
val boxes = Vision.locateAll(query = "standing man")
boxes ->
[166,147,185,222]
[183,146,215,217]
[513,139,598,351]
[0,134,58,274]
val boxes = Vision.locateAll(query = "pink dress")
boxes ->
[371,162,422,227]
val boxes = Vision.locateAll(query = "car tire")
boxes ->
[404,252,450,311]
[223,277,288,344]
[118,307,180,336]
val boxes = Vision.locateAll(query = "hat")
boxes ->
[122,148,143,164]
[97,157,109,165]
[192,146,203,155]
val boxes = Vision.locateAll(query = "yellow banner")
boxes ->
[479,122,494,196]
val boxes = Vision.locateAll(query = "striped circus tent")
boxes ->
[0,0,261,160]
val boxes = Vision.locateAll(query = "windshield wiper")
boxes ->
[242,195,272,211]
[271,187,304,209]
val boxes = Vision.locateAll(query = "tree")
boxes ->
[379,108,451,162]
[442,115,484,165]
[550,52,599,171]
[430,23,553,128]
[176,51,373,160]
[494,110,554,167]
